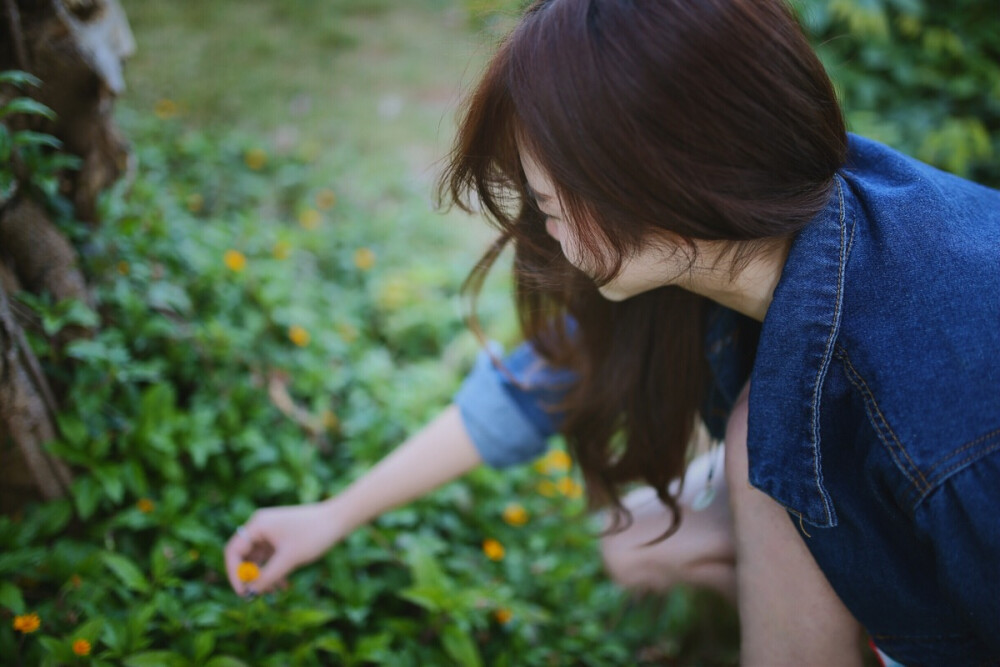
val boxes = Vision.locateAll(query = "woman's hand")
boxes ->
[224,499,345,596]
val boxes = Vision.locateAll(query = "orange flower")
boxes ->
[315,189,337,210]
[288,325,311,347]
[501,503,529,527]
[136,498,155,513]
[154,98,178,119]
[244,148,267,171]
[12,612,40,634]
[72,638,91,656]
[272,240,291,260]
[494,607,513,624]
[482,538,505,561]
[70,574,82,588]
[298,208,321,230]
[224,249,247,272]
[237,561,260,583]
[353,247,376,271]
[536,480,557,497]
[556,477,583,499]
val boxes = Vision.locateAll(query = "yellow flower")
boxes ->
[72,638,92,656]
[154,98,177,119]
[556,477,583,499]
[482,538,505,561]
[544,450,572,472]
[536,480,557,497]
[501,503,529,527]
[117,261,130,276]
[494,607,513,624]
[272,240,292,260]
[353,247,376,271]
[288,325,311,347]
[315,189,337,210]
[136,498,155,513]
[12,612,40,634]
[298,208,321,230]
[237,561,260,583]
[244,148,267,171]
[186,193,204,213]
[224,249,247,272]
[321,409,339,431]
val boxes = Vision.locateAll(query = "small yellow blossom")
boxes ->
[353,247,376,271]
[154,98,178,119]
[322,410,340,431]
[288,325,311,347]
[298,208,321,230]
[136,498,155,513]
[186,193,204,213]
[502,503,529,527]
[237,561,260,583]
[117,261,130,276]
[377,277,410,311]
[337,322,359,343]
[494,607,513,624]
[12,612,40,634]
[315,189,337,210]
[482,538,505,561]
[544,450,572,472]
[272,240,292,260]
[224,250,247,272]
[556,477,583,499]
[244,148,268,171]
[536,480,557,497]
[72,638,92,656]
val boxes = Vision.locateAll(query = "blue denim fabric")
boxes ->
[748,135,1000,663]
[454,134,1000,663]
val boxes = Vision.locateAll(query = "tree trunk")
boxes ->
[0,0,134,509]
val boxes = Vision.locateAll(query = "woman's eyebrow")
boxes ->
[525,184,554,205]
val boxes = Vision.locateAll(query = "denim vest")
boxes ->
[454,135,1000,663]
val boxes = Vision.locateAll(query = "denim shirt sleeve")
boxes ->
[454,341,575,468]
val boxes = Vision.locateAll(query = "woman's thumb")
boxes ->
[253,550,296,593]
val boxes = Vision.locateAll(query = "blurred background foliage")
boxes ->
[1,0,995,664]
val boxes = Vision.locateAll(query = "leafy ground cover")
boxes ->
[2,0,737,664]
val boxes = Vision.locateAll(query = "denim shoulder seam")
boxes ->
[914,429,1000,510]
[834,345,930,502]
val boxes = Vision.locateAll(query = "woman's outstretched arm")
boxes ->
[223,404,482,595]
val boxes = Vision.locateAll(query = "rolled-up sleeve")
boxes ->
[454,341,576,468]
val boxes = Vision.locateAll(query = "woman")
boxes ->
[224,1,1000,663]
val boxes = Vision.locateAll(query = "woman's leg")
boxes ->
[724,385,864,666]
[600,443,737,601]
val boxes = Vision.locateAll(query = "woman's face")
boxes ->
[520,150,690,301]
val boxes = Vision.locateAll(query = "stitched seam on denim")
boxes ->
[917,438,1000,508]
[923,426,1000,478]
[835,347,930,496]
[806,177,848,526]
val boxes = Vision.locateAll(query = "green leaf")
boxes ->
[74,476,102,520]
[0,70,40,87]
[0,580,25,614]
[441,625,483,667]
[123,651,187,667]
[192,632,215,663]
[101,552,151,594]
[73,617,107,642]
[0,97,55,120]
[204,658,249,667]
[285,608,337,628]
[13,130,62,149]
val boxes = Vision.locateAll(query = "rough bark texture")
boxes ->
[0,0,133,509]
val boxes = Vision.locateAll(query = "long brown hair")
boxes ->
[441,0,846,537]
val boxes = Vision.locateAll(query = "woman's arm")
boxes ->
[223,404,482,595]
